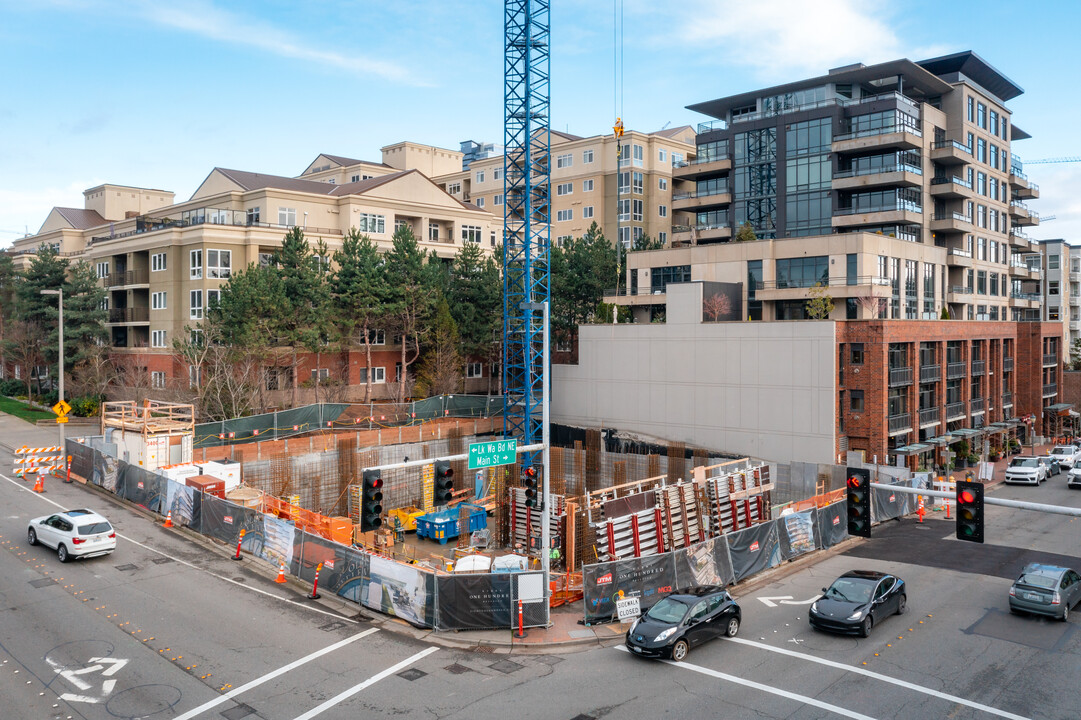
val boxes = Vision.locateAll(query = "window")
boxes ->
[247,206,260,224]
[356,213,385,234]
[310,368,330,382]
[152,330,167,348]
[967,96,974,122]
[494,168,502,181]
[556,182,573,196]
[475,197,485,208]
[475,170,485,183]
[618,199,630,221]
[555,235,571,247]
[190,290,203,319]
[776,256,828,288]
[207,249,231,279]
[96,262,109,279]
[659,177,668,191]
[658,231,667,244]
[583,206,594,219]
[466,362,483,378]
[189,365,200,388]
[633,171,643,194]
[1049,254,1060,270]
[190,250,202,279]
[151,291,166,310]
[494,194,503,205]
[618,171,630,194]
[350,174,360,183]
[151,371,166,389]
[207,289,220,310]
[977,172,986,196]
[369,329,386,345]
[429,222,439,242]
[632,199,643,222]
[583,149,594,163]
[461,225,482,243]
[650,265,691,293]
[850,389,865,412]
[633,144,643,167]
[977,102,986,129]
[151,253,167,272]
[491,231,497,246]
[556,209,573,222]
[582,179,594,192]
[278,207,296,226]
[360,367,386,383]
[394,219,409,232]
[977,138,986,163]
[990,144,999,170]
[448,182,461,195]
[659,205,667,217]
[850,343,865,364]
[556,153,573,169]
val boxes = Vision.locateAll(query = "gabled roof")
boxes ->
[327,171,412,196]
[650,125,695,138]
[54,207,108,230]
[215,168,336,194]
[321,153,389,168]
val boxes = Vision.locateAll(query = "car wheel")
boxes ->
[859,616,873,638]
[1062,604,1070,623]
[671,639,689,662]
[57,544,69,563]
[725,617,740,638]
[27,528,37,546]
[896,595,907,616]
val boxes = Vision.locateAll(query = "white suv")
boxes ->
[1004,456,1046,485]
[1049,445,1080,472]
[28,509,116,562]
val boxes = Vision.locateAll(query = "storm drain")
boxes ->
[488,659,523,674]
[398,668,427,681]
[114,564,139,572]
[444,663,472,675]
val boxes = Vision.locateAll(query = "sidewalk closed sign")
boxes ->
[616,596,640,621]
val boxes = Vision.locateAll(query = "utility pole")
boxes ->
[40,288,64,447]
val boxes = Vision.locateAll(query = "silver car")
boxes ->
[1009,563,1081,621]
[27,509,116,562]
[1038,455,1061,478]
[1049,445,1080,471]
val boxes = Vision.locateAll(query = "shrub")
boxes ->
[0,379,23,396]
[70,396,102,417]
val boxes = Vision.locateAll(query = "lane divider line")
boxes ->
[291,646,439,720]
[172,628,379,720]
[0,472,358,625]
[725,637,1031,720]
[615,646,877,720]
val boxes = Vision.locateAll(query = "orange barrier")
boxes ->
[549,571,583,608]
[261,496,354,546]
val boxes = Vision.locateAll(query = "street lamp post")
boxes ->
[40,288,63,447]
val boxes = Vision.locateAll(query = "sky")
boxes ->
[1,0,1080,245]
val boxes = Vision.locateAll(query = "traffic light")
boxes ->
[434,460,454,506]
[360,469,383,532]
[846,467,872,538]
[955,479,984,543]
[522,466,539,508]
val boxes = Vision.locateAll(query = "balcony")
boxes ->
[930,139,973,165]
[672,188,732,211]
[1044,353,1059,367]
[832,163,922,191]
[888,413,913,435]
[947,361,966,380]
[1010,264,1039,280]
[1003,357,1014,372]
[971,359,986,376]
[672,154,732,179]
[918,407,941,426]
[1015,180,1039,200]
[107,307,150,325]
[1009,292,1040,309]
[833,124,922,154]
[1043,383,1058,398]
[930,211,972,234]
[105,270,149,288]
[1009,230,1034,250]
[970,397,985,415]
[920,364,941,383]
[1010,201,1040,227]
[753,274,891,303]
[930,175,974,199]
[947,285,974,303]
[696,119,727,134]
[670,223,732,246]
[1002,391,1013,408]
[946,401,967,421]
[946,247,973,268]
[888,366,913,387]
[832,201,922,229]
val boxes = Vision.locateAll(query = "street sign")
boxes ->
[616,596,640,621]
[56,416,68,424]
[52,399,71,416]
[468,438,517,470]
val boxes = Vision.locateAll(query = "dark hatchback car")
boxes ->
[1009,563,1081,621]
[809,570,906,637]
[625,586,741,661]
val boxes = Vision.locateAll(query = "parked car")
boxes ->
[809,570,906,638]
[1009,563,1081,621]
[1004,456,1047,485]
[1038,455,1061,477]
[1048,445,1080,471]
[27,509,116,562]
[625,586,741,661]
[1068,465,1081,489]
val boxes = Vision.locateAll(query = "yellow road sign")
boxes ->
[56,416,69,424]
[52,399,71,416]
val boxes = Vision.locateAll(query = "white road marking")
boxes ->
[726,637,1031,720]
[291,646,439,720]
[0,472,357,624]
[758,594,821,608]
[615,646,877,720]
[172,628,379,720]
[46,656,129,704]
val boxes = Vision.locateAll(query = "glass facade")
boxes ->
[776,256,828,288]
[651,265,691,293]
[747,260,762,320]
[733,127,777,238]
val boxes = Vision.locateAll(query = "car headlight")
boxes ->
[629,618,639,633]
[654,627,678,643]
[847,609,864,621]
[810,601,818,614]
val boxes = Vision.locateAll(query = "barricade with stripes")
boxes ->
[12,446,67,479]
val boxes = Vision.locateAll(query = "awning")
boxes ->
[949,428,982,438]
[925,435,953,446]
[1070,410,1080,418]
[894,443,932,455]
[1044,403,1073,413]
[986,422,1012,434]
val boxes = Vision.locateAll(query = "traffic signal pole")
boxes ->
[869,482,1081,517]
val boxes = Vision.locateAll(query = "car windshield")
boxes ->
[824,578,874,604]
[1018,572,1058,589]
[1009,458,1038,468]
[78,522,112,535]
[645,597,689,623]
[1052,447,1074,455]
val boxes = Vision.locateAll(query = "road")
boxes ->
[1,446,1079,719]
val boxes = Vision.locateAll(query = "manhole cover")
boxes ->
[488,659,523,674]
[444,663,472,675]
[29,578,57,588]
[398,668,427,681]
[114,564,139,572]
[152,557,174,565]
[221,704,256,720]
[473,645,495,654]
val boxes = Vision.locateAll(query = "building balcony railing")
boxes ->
[754,275,889,291]
[696,119,727,134]
[970,397,985,414]
[919,364,941,383]
[90,216,343,245]
[1003,357,1014,372]
[948,285,974,295]
[1043,383,1058,398]
[888,413,912,433]
[108,307,149,324]
[672,187,730,201]
[1044,353,1059,367]
[946,401,966,420]
[105,270,149,287]
[834,162,922,179]
[933,211,971,223]
[919,407,941,425]
[1002,391,1014,407]
[931,175,972,189]
[888,366,913,387]
[835,200,922,216]
[932,139,973,154]
[971,359,986,376]
[1011,291,1041,301]
[834,123,923,143]
[946,362,967,380]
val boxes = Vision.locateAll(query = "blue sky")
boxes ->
[1,0,1079,245]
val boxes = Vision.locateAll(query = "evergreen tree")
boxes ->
[383,225,437,403]
[551,222,617,337]
[331,229,387,403]
[735,221,758,242]
[61,260,108,371]
[213,262,283,408]
[0,253,17,380]
[449,241,501,385]
[14,244,68,393]
[415,294,462,397]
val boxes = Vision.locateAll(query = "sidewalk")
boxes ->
[0,412,71,454]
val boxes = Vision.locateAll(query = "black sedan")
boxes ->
[808,570,906,637]
[625,586,741,661]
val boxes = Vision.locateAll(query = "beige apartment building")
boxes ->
[10,146,503,398]
[433,127,697,247]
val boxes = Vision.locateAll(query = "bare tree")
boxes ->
[853,290,886,319]
[69,342,120,400]
[703,292,733,321]
[5,319,44,398]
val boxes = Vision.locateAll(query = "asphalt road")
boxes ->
[1,447,1079,720]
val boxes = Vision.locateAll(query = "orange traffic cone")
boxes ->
[32,473,44,494]
[163,511,174,528]
[275,561,287,583]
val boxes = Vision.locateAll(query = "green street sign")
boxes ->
[468,438,517,470]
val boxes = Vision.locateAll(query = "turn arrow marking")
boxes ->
[758,594,821,608]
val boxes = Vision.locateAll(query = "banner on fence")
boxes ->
[673,536,734,589]
[436,574,513,630]
[582,553,677,624]
[365,555,435,628]
[779,509,816,560]
[816,501,847,549]
[727,521,783,583]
